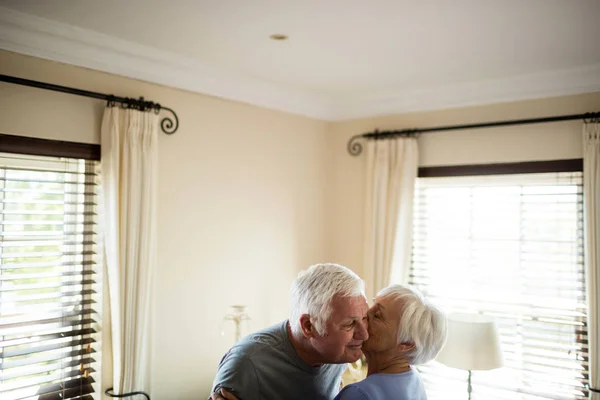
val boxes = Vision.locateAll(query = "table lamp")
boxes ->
[435,313,504,400]
[222,305,250,343]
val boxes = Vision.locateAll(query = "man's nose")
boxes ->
[354,319,369,341]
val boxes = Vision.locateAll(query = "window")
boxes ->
[0,152,100,400]
[409,166,587,400]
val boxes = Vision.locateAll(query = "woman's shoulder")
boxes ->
[335,384,370,400]
[337,371,426,400]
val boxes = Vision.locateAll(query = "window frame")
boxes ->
[0,133,101,400]
[0,133,100,162]
[410,158,587,400]
[417,159,583,178]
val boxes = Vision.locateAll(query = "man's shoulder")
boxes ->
[228,320,289,358]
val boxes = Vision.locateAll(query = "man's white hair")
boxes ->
[377,284,447,365]
[290,263,365,336]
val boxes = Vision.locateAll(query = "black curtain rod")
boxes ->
[348,111,600,156]
[0,74,179,135]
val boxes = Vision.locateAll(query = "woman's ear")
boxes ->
[299,314,316,338]
[398,342,415,353]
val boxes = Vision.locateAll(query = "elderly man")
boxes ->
[334,284,447,400]
[210,263,369,400]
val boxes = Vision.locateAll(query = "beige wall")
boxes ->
[0,50,329,399]
[324,93,600,282]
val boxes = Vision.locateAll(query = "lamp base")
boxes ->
[467,370,472,400]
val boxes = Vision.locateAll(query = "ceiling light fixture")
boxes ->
[269,34,288,41]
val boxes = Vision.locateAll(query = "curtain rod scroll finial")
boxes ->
[348,134,366,156]
[160,107,179,134]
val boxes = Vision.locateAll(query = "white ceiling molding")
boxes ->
[1,6,599,121]
[0,6,336,120]
[332,64,600,120]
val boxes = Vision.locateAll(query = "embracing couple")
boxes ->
[209,263,447,400]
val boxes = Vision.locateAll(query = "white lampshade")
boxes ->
[436,313,504,371]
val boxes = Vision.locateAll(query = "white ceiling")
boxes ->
[1,0,599,120]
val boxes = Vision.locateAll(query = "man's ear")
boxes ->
[299,314,316,338]
[398,342,415,353]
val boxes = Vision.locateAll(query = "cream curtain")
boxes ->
[584,120,600,399]
[101,106,159,395]
[363,137,418,298]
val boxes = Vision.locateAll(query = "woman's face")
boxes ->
[362,295,401,353]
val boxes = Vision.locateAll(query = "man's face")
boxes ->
[311,295,369,364]
[362,295,401,353]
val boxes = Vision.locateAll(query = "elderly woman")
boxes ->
[335,284,447,400]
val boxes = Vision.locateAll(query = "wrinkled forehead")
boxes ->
[373,293,404,312]
[329,295,368,318]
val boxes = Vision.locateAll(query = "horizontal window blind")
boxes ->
[409,171,587,400]
[0,153,100,400]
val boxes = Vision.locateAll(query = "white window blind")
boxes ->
[0,152,100,400]
[409,171,587,400]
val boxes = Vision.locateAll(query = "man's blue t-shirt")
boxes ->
[334,368,427,400]
[211,320,346,400]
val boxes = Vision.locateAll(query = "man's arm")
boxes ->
[210,352,260,400]
[211,388,240,400]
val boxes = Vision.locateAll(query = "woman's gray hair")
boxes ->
[290,263,365,336]
[377,284,447,365]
